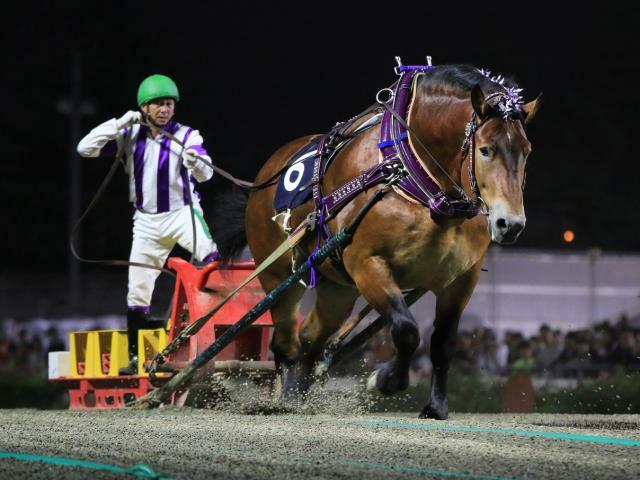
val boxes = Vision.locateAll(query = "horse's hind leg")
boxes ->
[420,262,482,420]
[352,257,420,396]
[285,278,359,397]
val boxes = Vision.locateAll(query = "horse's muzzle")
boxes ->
[491,214,526,244]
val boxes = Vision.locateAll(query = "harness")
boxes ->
[303,58,499,285]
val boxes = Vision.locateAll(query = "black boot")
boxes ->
[119,309,146,375]
[119,309,167,375]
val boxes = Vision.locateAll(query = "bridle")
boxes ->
[461,92,528,210]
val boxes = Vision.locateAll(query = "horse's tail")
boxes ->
[210,186,249,262]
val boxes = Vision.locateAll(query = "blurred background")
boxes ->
[1,3,639,410]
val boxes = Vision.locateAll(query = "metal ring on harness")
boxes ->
[376,88,395,105]
[476,196,490,216]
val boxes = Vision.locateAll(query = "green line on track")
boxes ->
[327,418,640,447]
[0,451,173,479]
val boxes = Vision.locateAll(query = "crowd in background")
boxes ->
[0,327,65,375]
[2,316,640,380]
[366,315,640,382]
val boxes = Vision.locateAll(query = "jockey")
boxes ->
[77,74,219,374]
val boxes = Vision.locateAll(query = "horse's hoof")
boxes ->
[281,387,305,406]
[419,402,448,420]
[313,360,330,379]
[374,363,409,396]
[366,370,379,392]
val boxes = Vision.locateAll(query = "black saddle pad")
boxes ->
[273,140,319,213]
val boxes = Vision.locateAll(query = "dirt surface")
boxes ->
[1,404,639,480]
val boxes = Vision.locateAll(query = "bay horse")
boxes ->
[216,64,540,419]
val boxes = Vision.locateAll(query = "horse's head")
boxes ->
[470,85,541,244]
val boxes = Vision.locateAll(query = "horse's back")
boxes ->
[253,135,320,185]
[245,135,319,274]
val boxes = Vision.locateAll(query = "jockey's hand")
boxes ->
[115,111,142,130]
[182,149,199,170]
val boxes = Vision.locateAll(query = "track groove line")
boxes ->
[213,446,515,479]
[286,417,640,447]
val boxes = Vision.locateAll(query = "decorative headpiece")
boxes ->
[478,69,524,120]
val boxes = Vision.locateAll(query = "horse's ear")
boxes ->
[522,93,542,124]
[471,84,489,119]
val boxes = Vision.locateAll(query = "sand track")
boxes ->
[1,409,638,479]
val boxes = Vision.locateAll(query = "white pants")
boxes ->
[127,205,217,307]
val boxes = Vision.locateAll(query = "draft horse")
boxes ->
[217,63,540,419]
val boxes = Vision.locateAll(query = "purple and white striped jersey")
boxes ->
[77,118,213,213]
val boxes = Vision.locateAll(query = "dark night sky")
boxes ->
[2,2,639,274]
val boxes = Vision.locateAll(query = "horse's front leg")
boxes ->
[420,261,483,420]
[353,256,420,396]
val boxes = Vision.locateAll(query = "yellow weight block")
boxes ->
[108,330,130,376]
[69,331,90,378]
[69,330,129,378]
[69,327,168,378]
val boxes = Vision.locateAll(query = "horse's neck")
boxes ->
[410,92,473,195]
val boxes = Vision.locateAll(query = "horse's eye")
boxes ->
[479,147,491,157]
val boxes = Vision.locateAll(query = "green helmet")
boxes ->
[136,74,180,106]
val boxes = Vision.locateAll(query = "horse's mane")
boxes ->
[421,64,521,96]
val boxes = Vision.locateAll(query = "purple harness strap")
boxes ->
[324,159,399,215]
[304,63,487,286]
[378,67,480,222]
[311,65,482,227]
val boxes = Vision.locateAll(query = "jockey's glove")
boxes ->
[115,110,142,130]
[182,149,200,170]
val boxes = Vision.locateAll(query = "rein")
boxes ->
[69,155,176,277]
[139,119,255,189]
[141,118,309,193]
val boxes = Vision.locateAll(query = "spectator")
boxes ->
[27,334,45,374]
[495,332,510,372]
[610,329,639,369]
[451,331,475,374]
[13,328,31,370]
[510,340,535,374]
[574,333,592,362]
[505,331,524,365]
[555,331,579,365]
[475,329,502,377]
[0,328,11,369]
[46,327,66,353]
[535,324,561,374]
[588,332,609,363]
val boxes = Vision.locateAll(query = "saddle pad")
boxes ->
[273,140,319,213]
